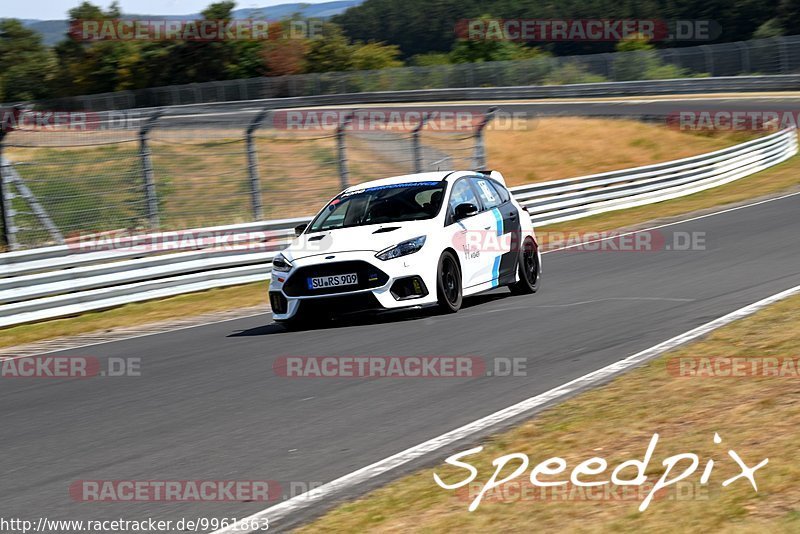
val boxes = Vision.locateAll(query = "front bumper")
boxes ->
[269,250,438,321]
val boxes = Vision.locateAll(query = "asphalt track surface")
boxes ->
[2,189,800,530]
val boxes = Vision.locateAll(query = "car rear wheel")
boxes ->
[437,251,463,313]
[509,237,540,295]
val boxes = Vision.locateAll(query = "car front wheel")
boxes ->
[437,251,463,313]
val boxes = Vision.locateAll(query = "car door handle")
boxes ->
[484,226,492,230]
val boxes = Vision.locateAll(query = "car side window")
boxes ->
[447,179,481,224]
[487,180,511,204]
[472,178,502,210]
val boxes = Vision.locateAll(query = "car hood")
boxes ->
[281,220,432,261]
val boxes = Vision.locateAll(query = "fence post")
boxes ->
[736,42,751,74]
[0,130,19,251]
[412,113,431,173]
[778,37,789,74]
[246,107,272,220]
[139,109,163,230]
[700,45,715,76]
[337,111,355,189]
[472,107,498,169]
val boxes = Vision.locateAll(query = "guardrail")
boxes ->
[73,74,800,114]
[0,127,795,328]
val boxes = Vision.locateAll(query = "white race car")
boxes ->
[269,170,541,325]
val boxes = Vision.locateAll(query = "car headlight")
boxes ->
[375,236,426,261]
[272,253,293,272]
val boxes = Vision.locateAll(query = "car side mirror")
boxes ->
[454,203,478,221]
[294,224,308,237]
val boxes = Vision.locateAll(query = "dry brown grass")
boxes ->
[298,293,800,533]
[487,117,753,185]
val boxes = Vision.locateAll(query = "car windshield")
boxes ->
[308,181,447,232]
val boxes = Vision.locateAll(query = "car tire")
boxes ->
[509,237,540,295]
[437,251,463,313]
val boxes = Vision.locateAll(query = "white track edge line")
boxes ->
[212,281,800,533]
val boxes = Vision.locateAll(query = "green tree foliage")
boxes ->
[6,0,800,103]
[304,23,402,72]
[335,0,785,58]
[304,23,354,71]
[0,19,54,101]
[612,37,687,81]
[350,42,403,70]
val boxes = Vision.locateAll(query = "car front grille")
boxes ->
[282,260,389,297]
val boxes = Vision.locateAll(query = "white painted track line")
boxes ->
[212,281,800,533]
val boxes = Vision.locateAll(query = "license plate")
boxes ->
[307,273,359,290]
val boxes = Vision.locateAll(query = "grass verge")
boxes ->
[487,117,752,185]
[297,293,800,533]
[0,282,266,349]
[2,124,797,349]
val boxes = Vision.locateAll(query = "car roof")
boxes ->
[341,171,475,193]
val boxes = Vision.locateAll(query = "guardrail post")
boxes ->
[412,113,431,173]
[736,42,751,74]
[778,38,790,74]
[139,109,163,230]
[246,107,271,220]
[337,111,355,189]
[472,107,498,169]
[0,130,19,251]
[700,45,715,76]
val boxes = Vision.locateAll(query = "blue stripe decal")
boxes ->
[491,208,503,235]
[492,208,503,287]
[490,208,503,287]
[491,256,501,287]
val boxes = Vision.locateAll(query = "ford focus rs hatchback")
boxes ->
[269,170,541,325]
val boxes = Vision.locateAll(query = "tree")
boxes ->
[51,1,131,96]
[350,42,403,70]
[0,19,54,101]
[304,24,353,72]
[613,37,686,81]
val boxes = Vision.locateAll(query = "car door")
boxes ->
[471,177,521,286]
[445,177,495,288]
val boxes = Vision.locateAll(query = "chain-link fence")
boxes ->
[0,107,497,250]
[28,36,800,112]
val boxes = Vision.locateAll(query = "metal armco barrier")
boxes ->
[0,128,796,328]
[95,74,800,115]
